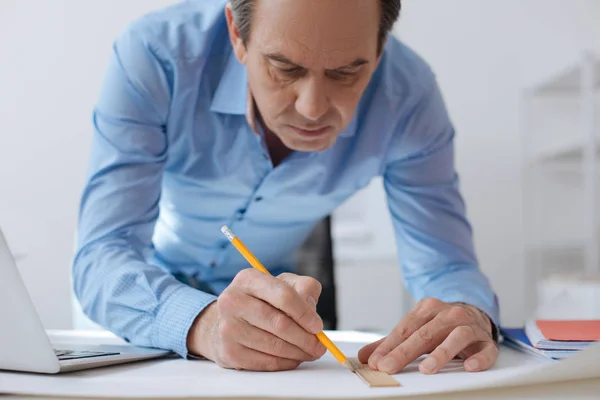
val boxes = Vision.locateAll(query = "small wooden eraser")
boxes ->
[348,358,401,387]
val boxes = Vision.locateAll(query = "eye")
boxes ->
[269,61,304,80]
[327,69,359,82]
[278,66,303,75]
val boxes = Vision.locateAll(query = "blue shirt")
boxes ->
[73,0,499,358]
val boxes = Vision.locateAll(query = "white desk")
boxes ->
[1,330,599,400]
[3,380,600,400]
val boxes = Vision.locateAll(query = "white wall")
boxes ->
[0,0,176,329]
[2,0,599,330]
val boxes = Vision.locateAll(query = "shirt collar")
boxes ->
[339,111,358,138]
[210,50,248,116]
[210,50,358,138]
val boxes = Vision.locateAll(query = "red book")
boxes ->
[536,320,600,342]
[525,320,600,350]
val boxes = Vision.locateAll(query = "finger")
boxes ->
[460,340,488,360]
[219,342,301,372]
[376,303,483,374]
[463,341,499,372]
[358,338,385,364]
[418,325,491,374]
[234,318,317,362]
[376,315,453,374]
[278,273,322,310]
[234,269,323,334]
[234,291,326,359]
[368,298,445,369]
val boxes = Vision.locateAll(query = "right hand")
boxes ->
[186,269,327,371]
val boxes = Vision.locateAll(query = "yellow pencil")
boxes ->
[221,225,354,372]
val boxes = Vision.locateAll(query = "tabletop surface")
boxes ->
[1,330,599,400]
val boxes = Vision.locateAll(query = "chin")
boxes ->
[284,136,337,152]
[278,126,339,152]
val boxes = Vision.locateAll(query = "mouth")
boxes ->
[288,125,331,139]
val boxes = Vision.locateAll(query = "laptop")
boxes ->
[0,227,171,374]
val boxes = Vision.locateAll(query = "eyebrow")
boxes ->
[264,52,369,71]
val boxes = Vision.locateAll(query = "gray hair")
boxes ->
[229,0,401,55]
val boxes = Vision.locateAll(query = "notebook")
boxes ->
[525,320,600,350]
[500,328,577,360]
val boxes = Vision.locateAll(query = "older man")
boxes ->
[74,0,499,375]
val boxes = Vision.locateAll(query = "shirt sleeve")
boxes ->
[383,75,500,326]
[72,26,216,358]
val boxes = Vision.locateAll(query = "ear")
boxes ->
[225,3,248,65]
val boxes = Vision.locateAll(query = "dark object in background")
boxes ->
[295,217,337,330]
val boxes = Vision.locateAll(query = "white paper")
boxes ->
[1,330,599,399]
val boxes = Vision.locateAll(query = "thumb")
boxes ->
[277,273,322,311]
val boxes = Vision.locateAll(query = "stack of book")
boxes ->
[501,320,600,360]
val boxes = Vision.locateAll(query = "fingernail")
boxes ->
[369,354,381,369]
[466,359,479,371]
[378,357,397,374]
[307,296,317,310]
[420,357,437,373]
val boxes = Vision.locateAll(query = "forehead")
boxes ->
[250,0,380,68]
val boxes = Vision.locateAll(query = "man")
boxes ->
[74,0,500,375]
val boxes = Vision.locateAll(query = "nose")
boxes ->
[294,77,329,122]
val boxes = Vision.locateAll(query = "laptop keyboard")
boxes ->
[54,349,120,361]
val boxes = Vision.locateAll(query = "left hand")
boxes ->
[358,298,497,375]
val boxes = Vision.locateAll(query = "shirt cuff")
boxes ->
[153,284,217,358]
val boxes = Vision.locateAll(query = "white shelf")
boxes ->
[529,54,600,95]
[527,137,600,164]
[525,242,586,264]
[331,222,373,243]
[521,51,600,316]
[13,253,27,262]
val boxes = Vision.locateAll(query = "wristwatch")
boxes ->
[489,317,500,344]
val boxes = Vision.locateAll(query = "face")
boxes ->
[226,0,382,152]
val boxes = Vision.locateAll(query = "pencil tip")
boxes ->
[343,360,355,372]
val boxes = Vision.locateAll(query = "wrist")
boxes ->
[186,301,218,359]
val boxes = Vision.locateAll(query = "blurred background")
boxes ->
[1,0,599,333]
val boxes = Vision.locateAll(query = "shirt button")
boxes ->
[255,196,263,202]
[221,241,228,249]
[210,261,217,268]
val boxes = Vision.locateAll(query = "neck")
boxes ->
[246,89,292,167]
[258,114,293,167]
